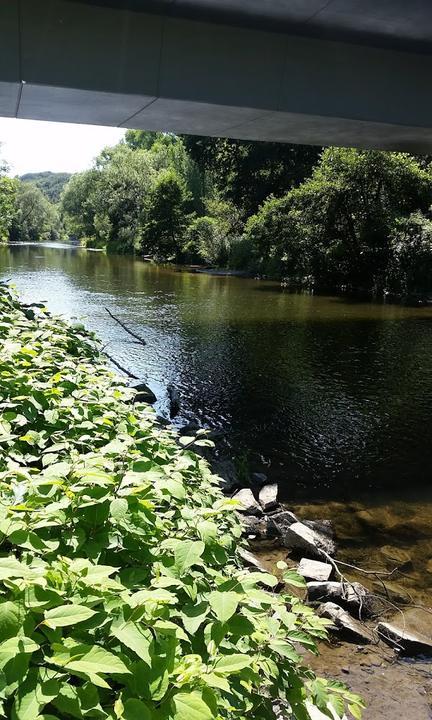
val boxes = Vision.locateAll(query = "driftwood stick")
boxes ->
[104,351,139,380]
[105,307,146,346]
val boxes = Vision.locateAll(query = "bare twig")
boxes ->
[105,308,146,346]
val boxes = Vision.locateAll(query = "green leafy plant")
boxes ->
[0,284,364,720]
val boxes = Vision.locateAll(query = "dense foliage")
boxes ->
[0,284,364,720]
[9,182,61,244]
[245,148,432,291]
[179,137,321,218]
[20,172,72,204]
[58,133,432,293]
[60,133,317,264]
[0,177,18,241]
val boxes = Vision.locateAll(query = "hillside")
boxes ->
[20,171,72,203]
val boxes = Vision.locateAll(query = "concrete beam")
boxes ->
[2,0,432,151]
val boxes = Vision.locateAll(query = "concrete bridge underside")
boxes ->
[2,0,432,151]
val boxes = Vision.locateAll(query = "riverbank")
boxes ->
[0,283,363,719]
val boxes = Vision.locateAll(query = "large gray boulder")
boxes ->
[258,483,279,512]
[317,602,374,644]
[298,558,332,582]
[267,510,298,539]
[279,521,336,559]
[377,621,432,656]
[232,488,262,516]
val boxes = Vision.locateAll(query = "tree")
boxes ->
[61,145,155,252]
[0,177,18,241]
[245,148,432,286]
[61,169,101,241]
[9,182,61,242]
[125,129,175,151]
[387,211,432,293]
[142,170,190,258]
[0,147,17,241]
[181,135,322,216]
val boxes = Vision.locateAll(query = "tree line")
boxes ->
[2,133,432,295]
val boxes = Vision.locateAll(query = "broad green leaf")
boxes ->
[64,645,130,677]
[110,621,153,665]
[0,601,24,641]
[44,604,97,628]
[121,698,152,720]
[171,691,213,720]
[181,602,209,635]
[213,654,252,674]
[0,557,32,580]
[208,591,239,624]
[0,637,39,668]
[173,540,205,576]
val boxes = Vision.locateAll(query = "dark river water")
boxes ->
[1,242,432,606]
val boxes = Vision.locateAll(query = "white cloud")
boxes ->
[0,118,125,176]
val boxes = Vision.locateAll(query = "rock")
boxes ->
[372,580,413,605]
[238,547,268,573]
[249,472,269,492]
[308,581,342,603]
[232,488,262,516]
[267,510,298,539]
[298,558,332,582]
[179,419,201,436]
[317,602,373,644]
[238,513,268,539]
[303,519,334,540]
[130,382,157,404]
[156,415,171,426]
[279,521,336,559]
[308,581,383,618]
[427,558,432,574]
[380,545,412,571]
[167,384,180,419]
[258,483,279,512]
[212,459,239,495]
[377,621,432,656]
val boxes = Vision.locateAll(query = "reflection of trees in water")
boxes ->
[1,243,432,497]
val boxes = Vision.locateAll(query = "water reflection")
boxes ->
[1,242,432,500]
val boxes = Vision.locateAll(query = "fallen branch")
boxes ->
[105,308,146,346]
[104,351,139,380]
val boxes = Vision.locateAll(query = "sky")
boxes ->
[0,118,125,177]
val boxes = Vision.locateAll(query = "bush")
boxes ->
[0,285,363,720]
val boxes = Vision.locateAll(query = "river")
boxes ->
[1,241,432,609]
